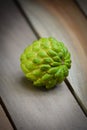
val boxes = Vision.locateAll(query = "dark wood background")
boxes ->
[0,0,87,130]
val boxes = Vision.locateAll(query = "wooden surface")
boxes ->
[0,0,87,130]
[0,105,13,130]
[17,0,87,114]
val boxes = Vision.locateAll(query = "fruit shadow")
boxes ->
[19,76,58,93]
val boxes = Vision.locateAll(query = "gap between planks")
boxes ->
[0,97,17,130]
[13,0,40,39]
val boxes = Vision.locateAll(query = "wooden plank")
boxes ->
[17,0,87,114]
[0,105,13,130]
[0,0,87,130]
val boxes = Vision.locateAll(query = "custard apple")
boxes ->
[20,37,71,89]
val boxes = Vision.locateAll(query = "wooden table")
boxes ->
[0,0,87,130]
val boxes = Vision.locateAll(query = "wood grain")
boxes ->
[0,0,87,130]
[17,0,87,114]
[0,105,13,130]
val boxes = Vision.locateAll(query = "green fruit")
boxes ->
[20,37,71,89]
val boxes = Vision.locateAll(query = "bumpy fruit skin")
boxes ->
[20,37,71,89]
